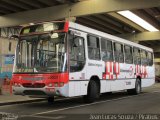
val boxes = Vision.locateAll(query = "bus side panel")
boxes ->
[100,80,111,93]
[68,30,89,97]
[121,63,136,90]
[110,80,124,91]
[104,63,136,92]
[141,78,155,88]
[86,60,104,80]
[68,81,89,97]
[141,65,155,87]
[124,79,136,90]
[68,81,75,97]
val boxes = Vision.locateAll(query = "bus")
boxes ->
[12,21,155,103]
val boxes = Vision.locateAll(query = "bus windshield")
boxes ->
[13,33,67,73]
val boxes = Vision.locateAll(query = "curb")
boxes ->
[0,98,46,106]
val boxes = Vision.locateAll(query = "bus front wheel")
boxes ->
[83,80,99,103]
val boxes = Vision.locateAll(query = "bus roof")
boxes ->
[69,22,153,52]
[20,21,69,36]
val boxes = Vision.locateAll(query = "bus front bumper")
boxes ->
[12,84,69,97]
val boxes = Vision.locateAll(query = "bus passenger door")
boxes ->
[68,30,87,96]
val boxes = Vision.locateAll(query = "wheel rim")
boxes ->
[137,81,141,93]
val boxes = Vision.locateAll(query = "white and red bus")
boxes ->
[12,21,155,103]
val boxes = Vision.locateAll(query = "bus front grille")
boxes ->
[23,90,46,95]
[22,83,45,88]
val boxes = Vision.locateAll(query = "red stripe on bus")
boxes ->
[12,72,69,85]
[110,62,112,73]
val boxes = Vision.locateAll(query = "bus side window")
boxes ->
[114,42,124,63]
[141,50,148,65]
[148,52,153,66]
[133,47,141,65]
[124,45,133,64]
[87,35,100,60]
[69,33,85,72]
[101,38,113,61]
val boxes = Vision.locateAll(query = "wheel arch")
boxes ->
[88,75,101,93]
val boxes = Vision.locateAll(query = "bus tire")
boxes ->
[127,78,141,95]
[83,80,99,103]
[47,97,54,104]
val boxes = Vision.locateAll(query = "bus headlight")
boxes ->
[48,83,53,87]
[54,82,58,87]
[59,82,64,87]
[14,82,21,87]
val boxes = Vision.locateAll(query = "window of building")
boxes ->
[101,38,113,61]
[124,45,133,64]
[114,42,124,63]
[87,35,100,60]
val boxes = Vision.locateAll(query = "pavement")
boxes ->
[0,88,45,106]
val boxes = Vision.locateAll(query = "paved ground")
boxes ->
[0,92,44,106]
[0,83,160,120]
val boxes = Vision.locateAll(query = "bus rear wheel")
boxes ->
[83,80,100,103]
[127,78,141,95]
